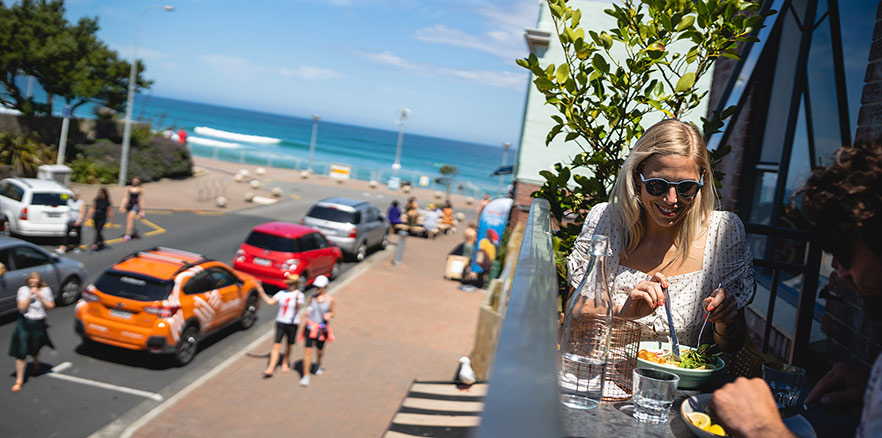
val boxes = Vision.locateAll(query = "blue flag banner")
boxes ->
[470,197,513,274]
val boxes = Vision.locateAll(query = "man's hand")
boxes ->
[709,377,795,438]
[805,362,867,412]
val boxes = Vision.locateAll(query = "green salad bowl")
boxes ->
[635,341,726,390]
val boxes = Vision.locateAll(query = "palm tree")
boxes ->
[0,133,53,176]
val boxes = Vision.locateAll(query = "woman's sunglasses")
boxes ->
[639,174,704,199]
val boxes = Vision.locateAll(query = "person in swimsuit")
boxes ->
[299,275,334,387]
[118,177,145,241]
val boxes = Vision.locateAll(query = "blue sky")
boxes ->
[62,0,541,146]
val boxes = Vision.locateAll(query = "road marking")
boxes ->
[143,209,174,215]
[195,210,225,215]
[141,217,166,237]
[48,362,164,401]
[289,193,302,200]
[113,249,393,438]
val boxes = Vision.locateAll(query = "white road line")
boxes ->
[113,248,392,438]
[47,363,163,401]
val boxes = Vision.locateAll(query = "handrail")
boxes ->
[477,198,563,438]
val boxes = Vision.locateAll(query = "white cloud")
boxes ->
[198,54,264,80]
[354,50,526,91]
[279,66,345,80]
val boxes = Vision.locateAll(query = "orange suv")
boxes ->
[75,247,261,365]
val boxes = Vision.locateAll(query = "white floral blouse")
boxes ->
[566,202,756,346]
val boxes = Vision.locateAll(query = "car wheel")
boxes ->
[174,326,199,366]
[58,277,82,306]
[239,293,258,330]
[329,262,339,280]
[355,243,367,262]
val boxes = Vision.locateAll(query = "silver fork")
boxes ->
[696,283,721,349]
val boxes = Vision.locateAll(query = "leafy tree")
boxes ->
[435,164,459,199]
[517,0,773,298]
[0,0,152,116]
[0,132,55,176]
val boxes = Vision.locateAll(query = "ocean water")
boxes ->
[12,78,514,197]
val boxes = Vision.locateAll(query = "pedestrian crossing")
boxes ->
[384,381,487,438]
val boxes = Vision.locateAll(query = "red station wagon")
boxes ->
[233,222,342,289]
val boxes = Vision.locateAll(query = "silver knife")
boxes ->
[663,286,680,361]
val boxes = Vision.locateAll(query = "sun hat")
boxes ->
[313,275,329,288]
[284,274,301,286]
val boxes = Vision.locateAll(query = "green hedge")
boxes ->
[70,135,193,184]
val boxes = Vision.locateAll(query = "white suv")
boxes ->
[0,178,73,237]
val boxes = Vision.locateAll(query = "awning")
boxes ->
[490,165,513,176]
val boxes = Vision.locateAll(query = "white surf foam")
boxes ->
[194,126,281,144]
[187,136,241,148]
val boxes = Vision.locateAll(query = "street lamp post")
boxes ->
[119,5,174,186]
[498,142,511,196]
[391,108,411,177]
[308,114,319,172]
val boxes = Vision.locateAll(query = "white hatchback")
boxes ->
[0,178,73,237]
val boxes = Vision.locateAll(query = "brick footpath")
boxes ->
[131,228,486,438]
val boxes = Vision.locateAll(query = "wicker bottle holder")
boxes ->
[566,314,642,401]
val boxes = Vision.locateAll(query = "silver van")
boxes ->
[302,197,389,262]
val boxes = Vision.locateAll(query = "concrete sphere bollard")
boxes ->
[465,196,475,206]
[402,185,411,194]
[300,171,310,179]
[455,212,466,222]
[271,187,283,197]
[369,180,378,188]
[336,178,345,184]
[234,173,245,183]
[255,167,266,176]
[244,191,255,202]
[434,191,443,199]
[216,196,228,208]
[239,169,250,176]
[249,179,261,189]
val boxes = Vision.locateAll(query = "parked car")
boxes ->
[233,221,342,289]
[0,236,88,312]
[74,247,261,366]
[0,177,73,237]
[302,197,389,262]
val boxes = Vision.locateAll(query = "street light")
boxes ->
[498,142,511,195]
[308,114,319,172]
[391,108,411,177]
[119,5,175,186]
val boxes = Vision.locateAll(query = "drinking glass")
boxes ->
[762,362,805,407]
[632,368,679,423]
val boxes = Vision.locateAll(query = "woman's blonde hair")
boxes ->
[27,271,47,288]
[609,119,717,264]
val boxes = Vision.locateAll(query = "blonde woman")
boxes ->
[567,119,754,352]
[8,272,55,392]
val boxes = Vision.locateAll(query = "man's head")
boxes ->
[798,143,882,315]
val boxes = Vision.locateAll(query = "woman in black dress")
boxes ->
[87,188,113,251]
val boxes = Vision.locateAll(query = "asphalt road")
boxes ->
[0,187,397,438]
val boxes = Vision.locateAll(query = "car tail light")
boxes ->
[235,249,245,263]
[348,227,357,239]
[20,207,28,221]
[81,288,99,302]
[282,258,300,271]
[144,304,181,318]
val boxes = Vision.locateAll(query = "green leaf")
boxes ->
[676,15,696,31]
[571,9,582,27]
[600,32,613,50]
[555,63,570,83]
[675,72,696,93]
[592,54,609,73]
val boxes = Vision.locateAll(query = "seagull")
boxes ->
[458,356,476,385]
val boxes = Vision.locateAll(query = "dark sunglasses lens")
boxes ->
[644,179,668,196]
[676,182,700,198]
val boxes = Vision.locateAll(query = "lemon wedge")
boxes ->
[686,412,711,429]
[705,424,726,436]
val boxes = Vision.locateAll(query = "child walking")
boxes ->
[257,275,305,378]
[299,275,334,387]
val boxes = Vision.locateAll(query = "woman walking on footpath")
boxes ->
[87,188,113,251]
[258,275,305,378]
[300,275,334,387]
[119,177,145,241]
[8,271,55,392]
